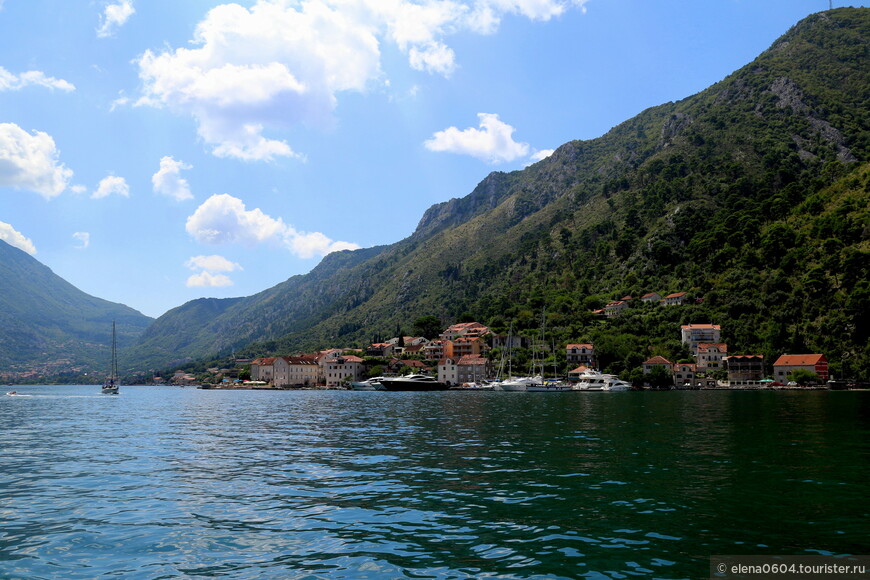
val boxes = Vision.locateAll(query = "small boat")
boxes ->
[451,382,496,391]
[6,391,17,396]
[527,380,574,392]
[102,322,120,395]
[350,377,387,391]
[378,374,448,391]
[499,375,543,392]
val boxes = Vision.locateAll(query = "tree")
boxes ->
[788,368,820,385]
[412,315,442,339]
[646,365,674,389]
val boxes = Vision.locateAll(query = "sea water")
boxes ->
[1,386,867,579]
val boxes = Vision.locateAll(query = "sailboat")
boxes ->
[102,321,119,395]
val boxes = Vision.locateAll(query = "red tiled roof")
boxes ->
[773,354,827,366]
[644,356,673,365]
[681,323,720,330]
[458,355,487,365]
[567,344,593,350]
[665,292,687,299]
[697,343,728,353]
[568,365,591,374]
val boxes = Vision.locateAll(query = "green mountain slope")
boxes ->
[0,240,153,378]
[133,8,870,379]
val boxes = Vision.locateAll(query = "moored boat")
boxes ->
[101,322,120,395]
[378,374,448,391]
[351,377,387,391]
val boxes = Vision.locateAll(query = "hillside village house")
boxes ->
[662,292,688,306]
[696,343,728,371]
[566,344,595,366]
[604,300,629,317]
[452,336,487,357]
[439,322,490,341]
[724,354,765,385]
[773,354,829,382]
[641,292,662,303]
[681,324,722,353]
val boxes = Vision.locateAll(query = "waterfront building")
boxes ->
[643,355,673,375]
[696,343,728,371]
[438,358,458,386]
[251,357,276,382]
[673,363,697,387]
[724,354,765,385]
[772,354,829,382]
[457,355,490,384]
[452,336,487,357]
[273,356,319,388]
[322,355,365,388]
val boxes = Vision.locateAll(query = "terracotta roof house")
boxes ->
[773,354,829,382]
[662,292,688,306]
[641,292,662,303]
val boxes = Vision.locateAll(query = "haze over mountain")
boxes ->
[121,8,868,379]
[0,240,152,377]
[2,8,868,382]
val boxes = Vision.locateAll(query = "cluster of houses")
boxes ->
[638,323,829,387]
[236,319,828,389]
[597,291,691,317]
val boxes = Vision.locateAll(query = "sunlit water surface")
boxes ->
[1,386,867,579]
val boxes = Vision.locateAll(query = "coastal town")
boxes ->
[168,305,834,390]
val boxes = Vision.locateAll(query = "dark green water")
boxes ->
[1,386,867,578]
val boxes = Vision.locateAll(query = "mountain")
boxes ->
[0,240,153,379]
[129,8,870,379]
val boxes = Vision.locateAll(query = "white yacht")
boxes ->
[499,375,543,392]
[350,377,386,391]
[528,380,574,392]
[574,371,632,392]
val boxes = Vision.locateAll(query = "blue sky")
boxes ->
[0,0,864,318]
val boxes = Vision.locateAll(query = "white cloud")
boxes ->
[72,232,90,249]
[528,148,555,163]
[424,112,530,163]
[135,0,587,161]
[0,221,37,255]
[185,254,242,273]
[0,123,74,198]
[186,193,360,258]
[186,271,235,287]
[185,254,242,287]
[92,175,130,199]
[0,67,75,92]
[152,156,193,201]
[97,0,135,38]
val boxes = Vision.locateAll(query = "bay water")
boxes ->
[1,386,867,579]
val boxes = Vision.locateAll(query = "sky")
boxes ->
[0,0,865,319]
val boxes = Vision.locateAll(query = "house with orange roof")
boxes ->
[662,292,688,306]
[643,355,673,375]
[322,355,365,388]
[773,354,828,382]
[641,292,662,303]
[673,363,697,387]
[273,356,320,388]
[566,344,595,366]
[604,300,629,317]
[696,343,728,371]
[680,324,722,353]
[251,357,276,382]
[439,322,490,341]
[424,340,452,361]
[452,336,487,357]
[457,354,491,385]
